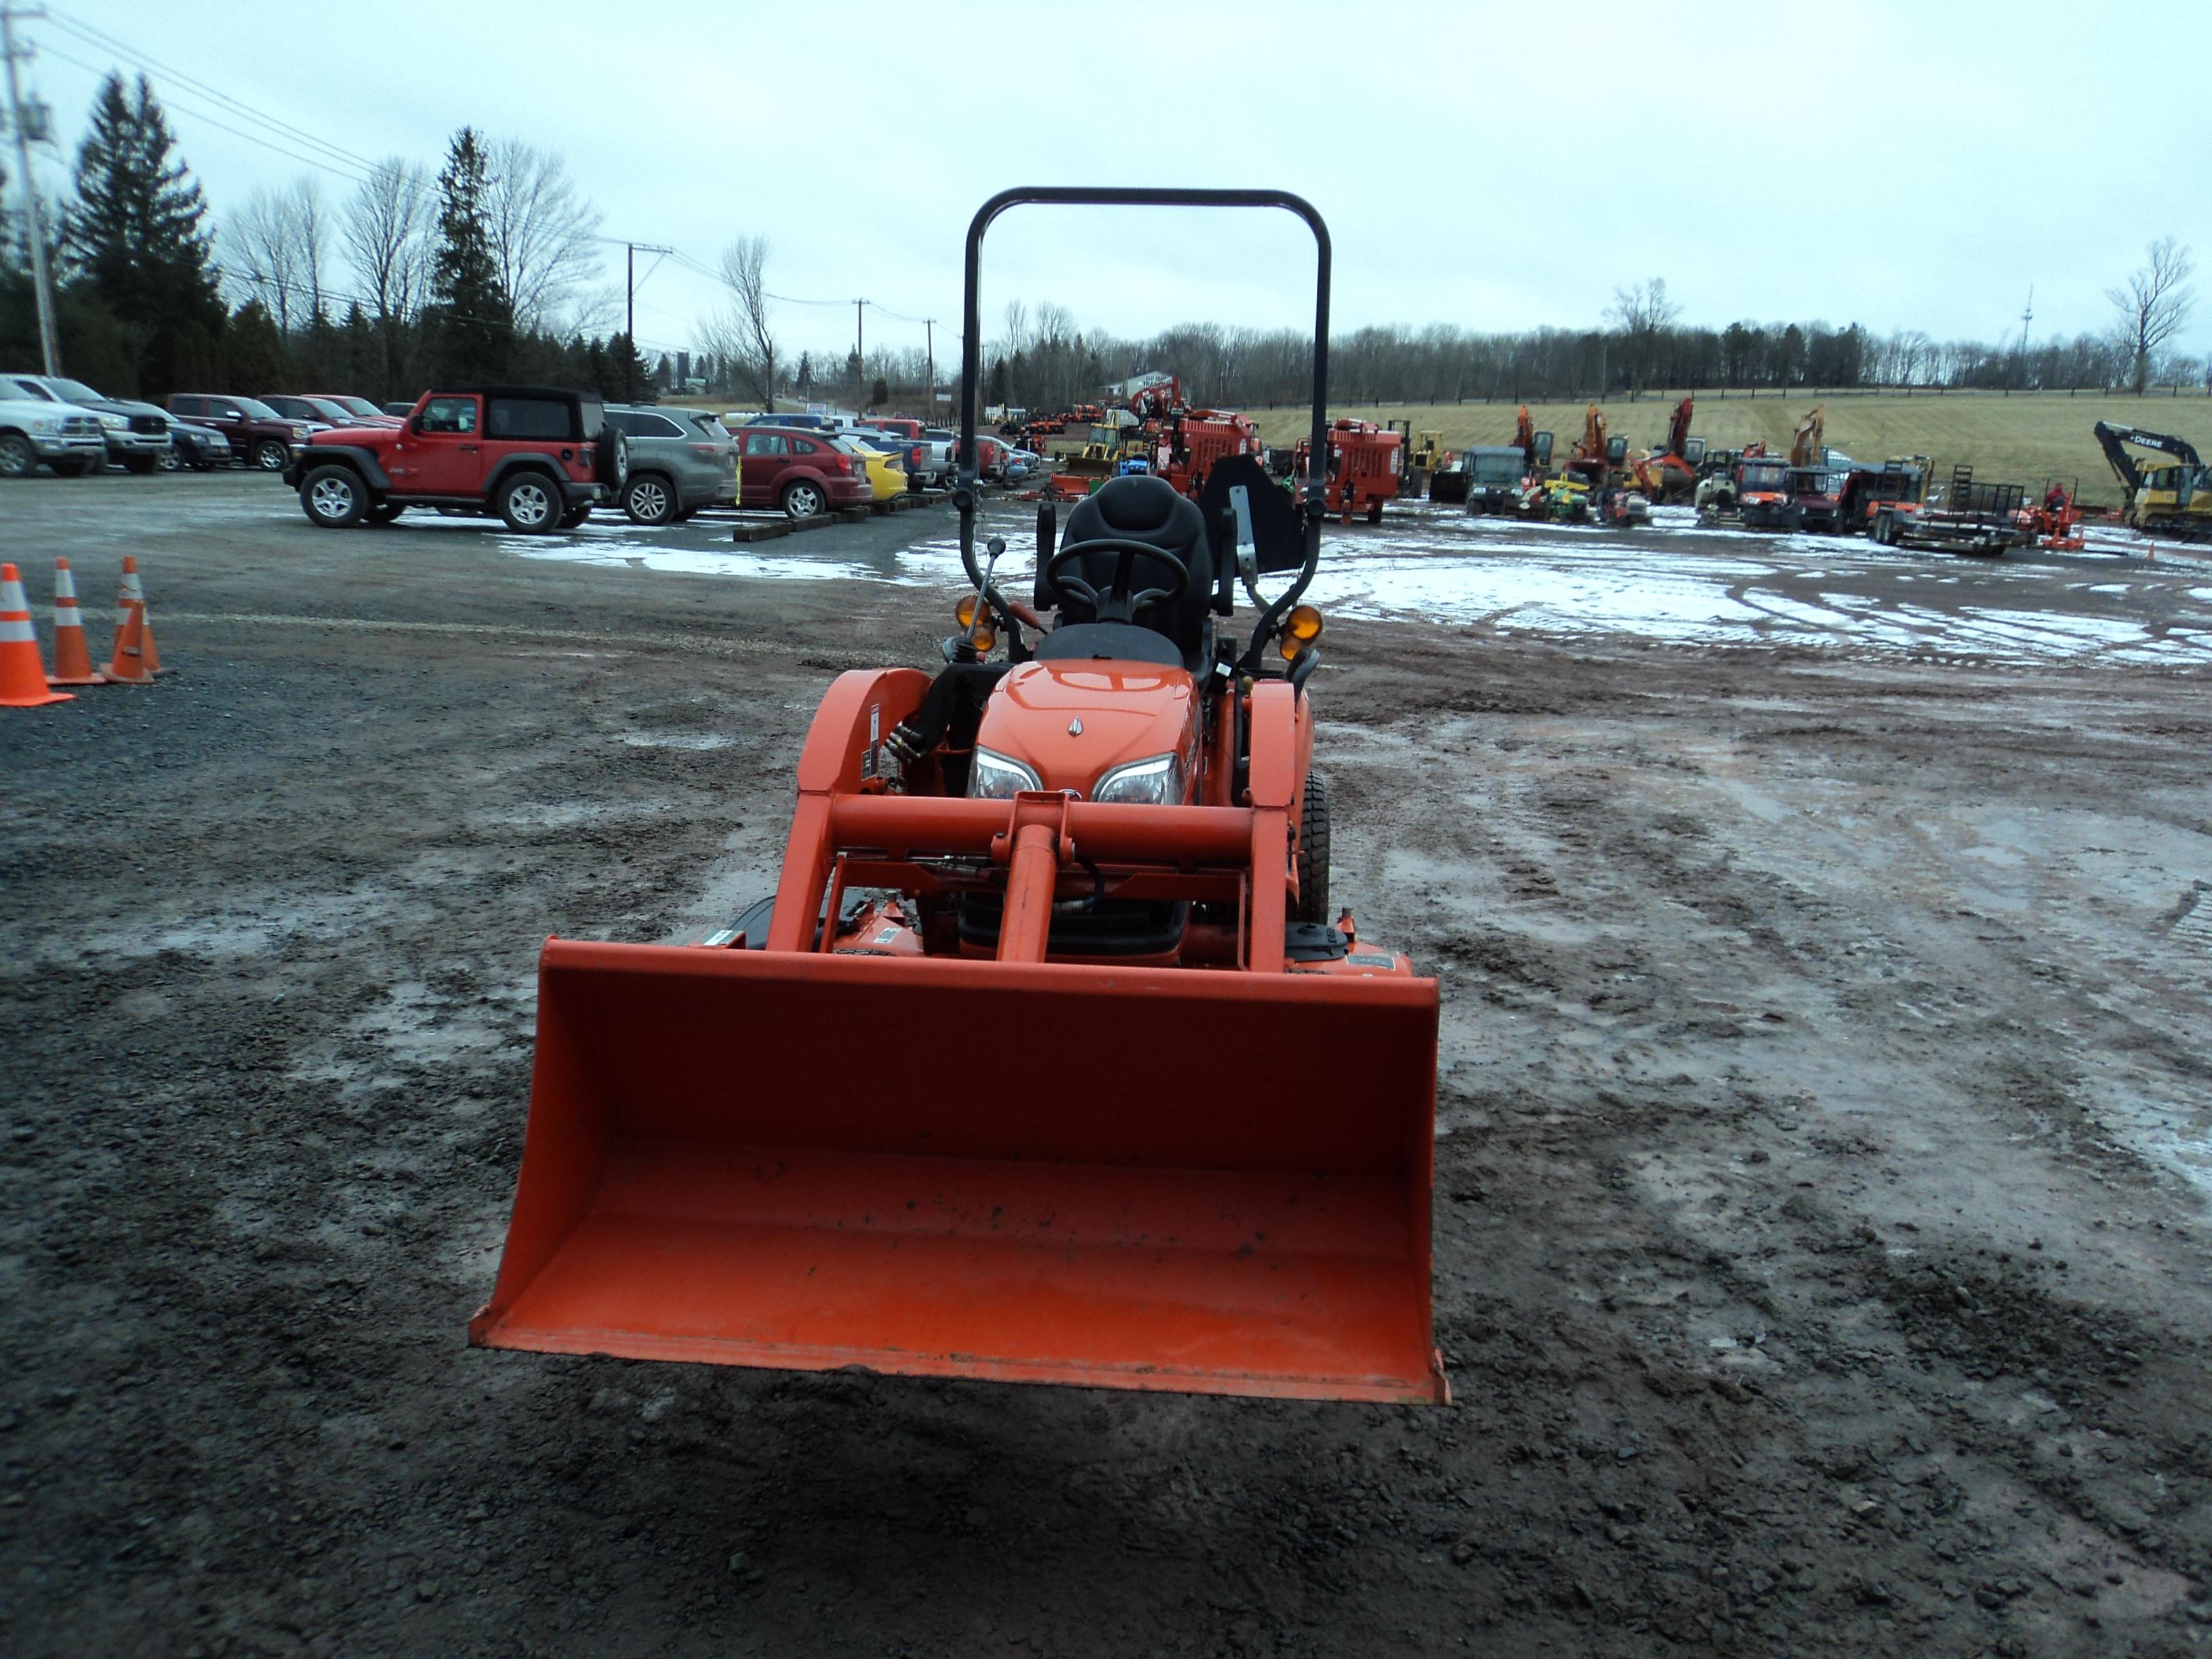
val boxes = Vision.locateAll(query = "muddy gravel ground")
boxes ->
[5,474,2211,1658]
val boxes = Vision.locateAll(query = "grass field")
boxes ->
[1246,390,2212,508]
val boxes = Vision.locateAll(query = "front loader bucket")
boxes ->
[471,939,1445,1404]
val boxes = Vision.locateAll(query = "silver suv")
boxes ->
[602,405,738,524]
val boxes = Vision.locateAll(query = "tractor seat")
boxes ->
[1042,474,1214,668]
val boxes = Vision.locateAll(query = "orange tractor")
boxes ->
[470,188,1446,1406]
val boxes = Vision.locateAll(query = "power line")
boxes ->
[33,9,956,344]
[44,7,396,183]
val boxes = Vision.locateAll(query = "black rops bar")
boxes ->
[955,188,1333,643]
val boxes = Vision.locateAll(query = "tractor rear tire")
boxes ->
[1292,771,1331,926]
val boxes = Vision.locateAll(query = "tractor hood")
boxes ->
[977,659,1196,798]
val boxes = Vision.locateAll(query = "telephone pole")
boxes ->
[1,2,61,376]
[924,319,933,415]
[853,298,866,413]
[619,241,673,403]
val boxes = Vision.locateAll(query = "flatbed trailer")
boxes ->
[1869,467,2030,556]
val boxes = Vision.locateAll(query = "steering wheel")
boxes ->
[1042,537,1190,624]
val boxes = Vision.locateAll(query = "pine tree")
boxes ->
[605,331,649,399]
[223,299,290,392]
[62,74,224,396]
[428,127,512,382]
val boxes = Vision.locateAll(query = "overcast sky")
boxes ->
[12,0,2207,369]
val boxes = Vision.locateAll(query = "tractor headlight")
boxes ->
[968,747,1041,800]
[1092,752,1183,806]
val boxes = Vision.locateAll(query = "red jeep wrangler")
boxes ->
[286,385,628,532]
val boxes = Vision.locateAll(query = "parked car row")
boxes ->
[726,410,1037,491]
[0,372,340,478]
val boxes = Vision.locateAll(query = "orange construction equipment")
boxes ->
[45,560,106,687]
[1290,419,1405,525]
[1641,398,1703,504]
[110,556,164,676]
[471,188,1446,1406]
[1,563,72,708]
[2028,478,2087,551]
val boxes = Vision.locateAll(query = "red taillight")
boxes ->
[836,455,853,474]
[689,443,718,455]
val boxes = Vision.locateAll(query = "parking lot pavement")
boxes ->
[3,472,2210,1656]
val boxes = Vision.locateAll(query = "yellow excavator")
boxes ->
[2093,422,2211,541]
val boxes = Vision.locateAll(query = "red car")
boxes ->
[285,384,626,532]
[306,394,405,430]
[739,427,874,518]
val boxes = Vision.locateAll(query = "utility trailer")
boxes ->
[1870,466,2030,556]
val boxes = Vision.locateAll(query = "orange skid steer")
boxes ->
[470,188,1446,1404]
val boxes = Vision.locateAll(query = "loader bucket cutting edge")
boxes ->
[470,938,1446,1404]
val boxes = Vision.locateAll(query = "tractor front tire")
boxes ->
[1292,771,1331,926]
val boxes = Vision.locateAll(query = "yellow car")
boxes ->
[837,434,910,504]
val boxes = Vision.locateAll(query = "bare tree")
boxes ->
[483,138,603,331]
[342,158,432,323]
[226,178,326,334]
[705,234,779,410]
[1605,277,1680,336]
[2107,236,2196,395]
[226,187,298,333]
[342,158,434,392]
[291,178,327,323]
[1000,300,1031,359]
[1605,278,1681,395]
[1034,302,1074,346]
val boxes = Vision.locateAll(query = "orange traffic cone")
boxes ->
[1,562,72,708]
[46,559,106,687]
[104,601,156,685]
[110,556,165,676]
